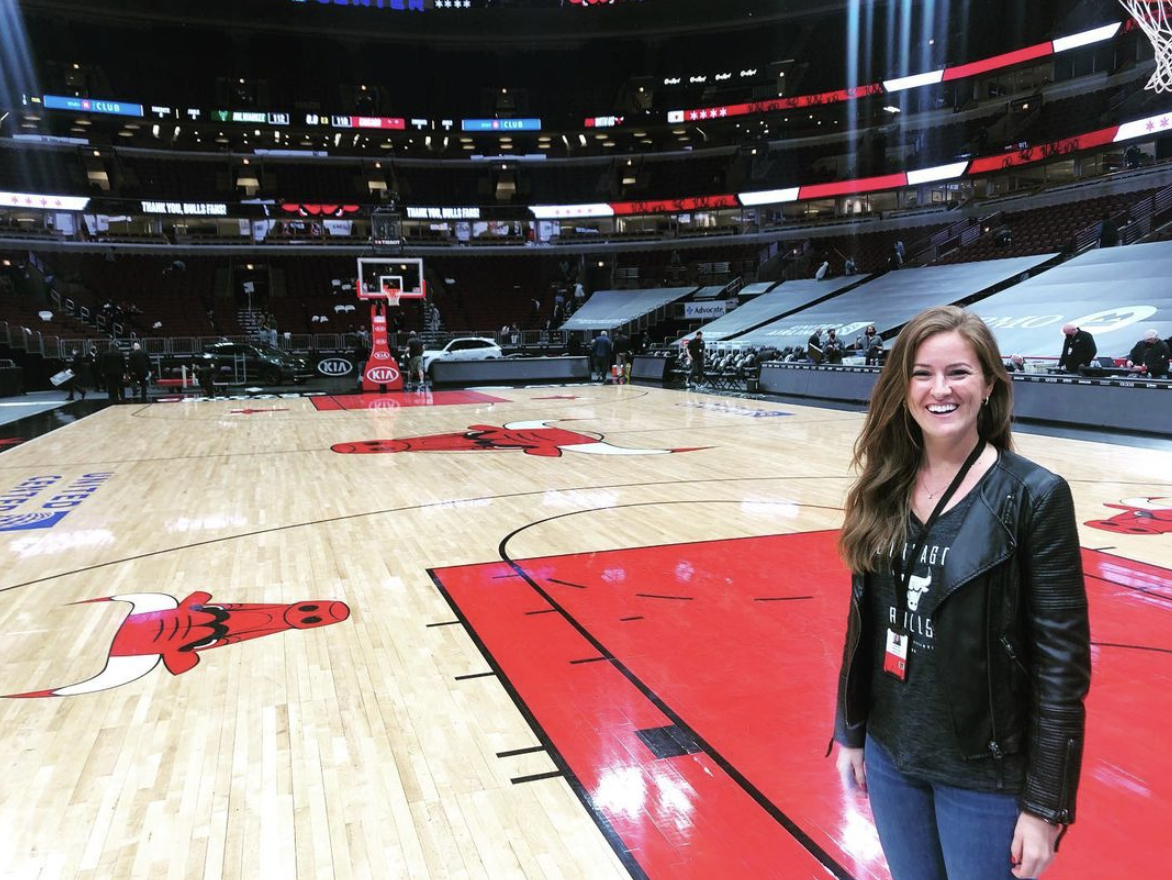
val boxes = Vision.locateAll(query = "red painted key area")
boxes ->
[433,533,1170,880]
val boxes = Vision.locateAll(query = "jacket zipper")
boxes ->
[986,577,1003,785]
[1057,736,1076,824]
[986,492,1017,782]
[1000,635,1030,677]
[843,591,864,726]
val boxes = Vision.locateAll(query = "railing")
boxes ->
[909,216,975,265]
[1072,222,1101,254]
[1072,183,1172,253]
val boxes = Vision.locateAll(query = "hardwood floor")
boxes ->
[0,386,1168,879]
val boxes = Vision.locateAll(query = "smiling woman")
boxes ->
[834,305,1090,880]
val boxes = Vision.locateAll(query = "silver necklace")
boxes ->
[921,452,980,499]
[920,469,955,500]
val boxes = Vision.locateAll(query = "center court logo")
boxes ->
[0,473,114,532]
[331,419,708,457]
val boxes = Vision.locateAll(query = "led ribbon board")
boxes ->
[1,191,90,211]
[462,119,542,132]
[42,95,143,118]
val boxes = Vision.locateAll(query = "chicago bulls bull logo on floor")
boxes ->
[331,419,707,458]
[4,591,350,698]
[1085,497,1172,535]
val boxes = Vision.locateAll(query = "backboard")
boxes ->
[356,257,426,302]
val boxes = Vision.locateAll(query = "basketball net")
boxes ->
[1121,0,1172,91]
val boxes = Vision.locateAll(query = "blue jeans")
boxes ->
[865,736,1027,880]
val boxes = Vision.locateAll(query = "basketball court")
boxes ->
[1,383,1169,879]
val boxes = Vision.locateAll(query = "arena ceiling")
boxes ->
[8,0,991,45]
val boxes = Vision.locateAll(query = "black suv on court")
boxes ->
[197,341,313,386]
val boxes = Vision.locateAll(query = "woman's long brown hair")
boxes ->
[838,306,1014,573]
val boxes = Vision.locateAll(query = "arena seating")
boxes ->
[802,222,953,275]
[935,189,1160,263]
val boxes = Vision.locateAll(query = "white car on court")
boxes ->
[421,337,503,375]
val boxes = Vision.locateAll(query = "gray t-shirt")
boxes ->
[867,490,1026,792]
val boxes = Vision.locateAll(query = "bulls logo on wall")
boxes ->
[4,592,350,698]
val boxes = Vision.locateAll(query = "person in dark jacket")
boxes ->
[1057,324,1096,373]
[100,345,127,402]
[823,328,844,365]
[591,331,613,381]
[612,331,631,383]
[834,306,1089,880]
[127,342,151,402]
[807,328,824,364]
[406,331,425,389]
[685,331,705,388]
[864,325,884,366]
[66,348,87,401]
[194,360,217,398]
[1126,329,1170,379]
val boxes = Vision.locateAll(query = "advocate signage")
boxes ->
[685,302,730,319]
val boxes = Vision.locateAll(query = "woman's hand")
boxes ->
[835,745,866,795]
[1010,812,1061,878]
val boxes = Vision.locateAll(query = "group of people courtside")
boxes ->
[65,342,154,402]
[588,330,637,383]
[801,321,1170,377]
[1051,322,1171,378]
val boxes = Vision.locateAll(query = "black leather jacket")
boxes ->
[835,449,1091,824]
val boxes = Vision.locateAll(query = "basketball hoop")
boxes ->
[1121,0,1172,92]
[355,257,426,303]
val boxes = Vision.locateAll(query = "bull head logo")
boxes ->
[4,591,350,698]
[906,572,931,612]
[1085,497,1172,536]
[331,420,707,458]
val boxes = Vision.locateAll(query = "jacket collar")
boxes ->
[937,449,1017,604]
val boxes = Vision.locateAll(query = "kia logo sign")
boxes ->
[365,365,400,384]
[317,358,353,377]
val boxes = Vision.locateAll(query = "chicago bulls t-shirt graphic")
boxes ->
[331,419,709,458]
[878,495,974,658]
[866,490,1025,790]
[3,591,350,698]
